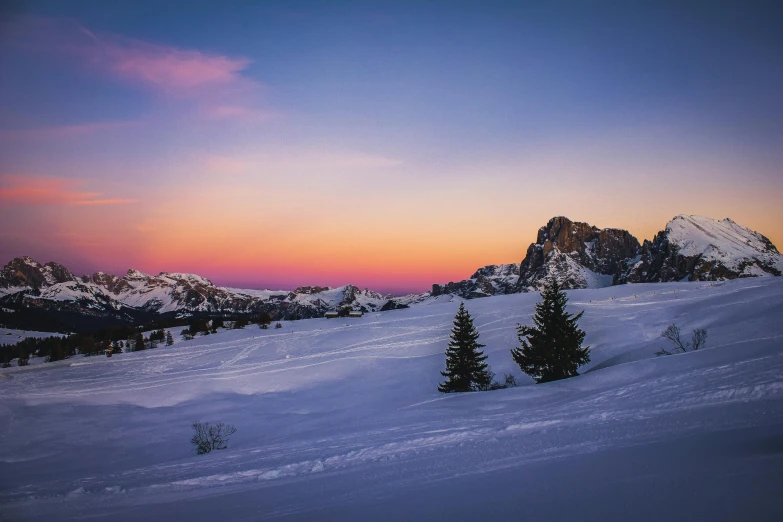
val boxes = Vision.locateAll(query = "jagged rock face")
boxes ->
[594,229,641,275]
[0,256,47,290]
[537,217,599,260]
[620,215,783,283]
[40,262,77,285]
[431,264,520,299]
[518,217,640,290]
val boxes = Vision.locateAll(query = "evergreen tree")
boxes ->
[511,278,589,383]
[165,331,174,346]
[134,333,146,351]
[438,302,492,393]
[233,317,249,329]
[256,312,272,326]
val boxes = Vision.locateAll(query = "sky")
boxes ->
[1,1,782,294]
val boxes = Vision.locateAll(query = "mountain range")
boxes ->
[1,214,780,331]
[427,215,780,297]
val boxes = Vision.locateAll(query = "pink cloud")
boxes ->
[6,16,265,116]
[97,38,253,96]
[0,175,136,206]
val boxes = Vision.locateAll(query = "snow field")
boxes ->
[1,277,782,521]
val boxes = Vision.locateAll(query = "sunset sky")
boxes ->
[1,1,782,293]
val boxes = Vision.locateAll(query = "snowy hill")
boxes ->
[1,277,782,520]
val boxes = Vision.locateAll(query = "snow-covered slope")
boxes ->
[0,328,62,343]
[2,278,782,521]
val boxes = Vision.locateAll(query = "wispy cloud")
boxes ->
[0,121,139,140]
[0,175,136,206]
[92,35,254,97]
[5,15,265,119]
[199,150,402,175]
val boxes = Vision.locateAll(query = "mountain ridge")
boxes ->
[431,214,781,298]
[2,214,780,330]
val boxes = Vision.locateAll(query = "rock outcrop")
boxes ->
[431,264,520,299]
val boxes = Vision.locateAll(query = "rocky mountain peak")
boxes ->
[1,256,47,289]
[518,217,639,290]
[41,262,77,285]
[537,216,599,258]
[125,269,151,281]
[162,273,215,288]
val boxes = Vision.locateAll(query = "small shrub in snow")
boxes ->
[17,354,30,366]
[484,372,519,390]
[656,324,707,356]
[275,322,283,329]
[190,421,237,455]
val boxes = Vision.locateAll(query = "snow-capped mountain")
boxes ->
[619,215,782,283]
[429,215,781,296]
[1,215,779,329]
[0,259,412,330]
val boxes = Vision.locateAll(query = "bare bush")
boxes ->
[191,421,237,455]
[656,324,707,356]
[503,373,518,388]
[691,328,707,351]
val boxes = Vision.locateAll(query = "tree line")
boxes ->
[0,312,279,366]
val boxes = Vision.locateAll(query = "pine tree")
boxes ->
[439,302,492,393]
[511,278,589,383]
[165,331,174,346]
[134,333,146,351]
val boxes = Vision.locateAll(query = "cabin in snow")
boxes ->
[349,311,363,318]
[324,312,340,319]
